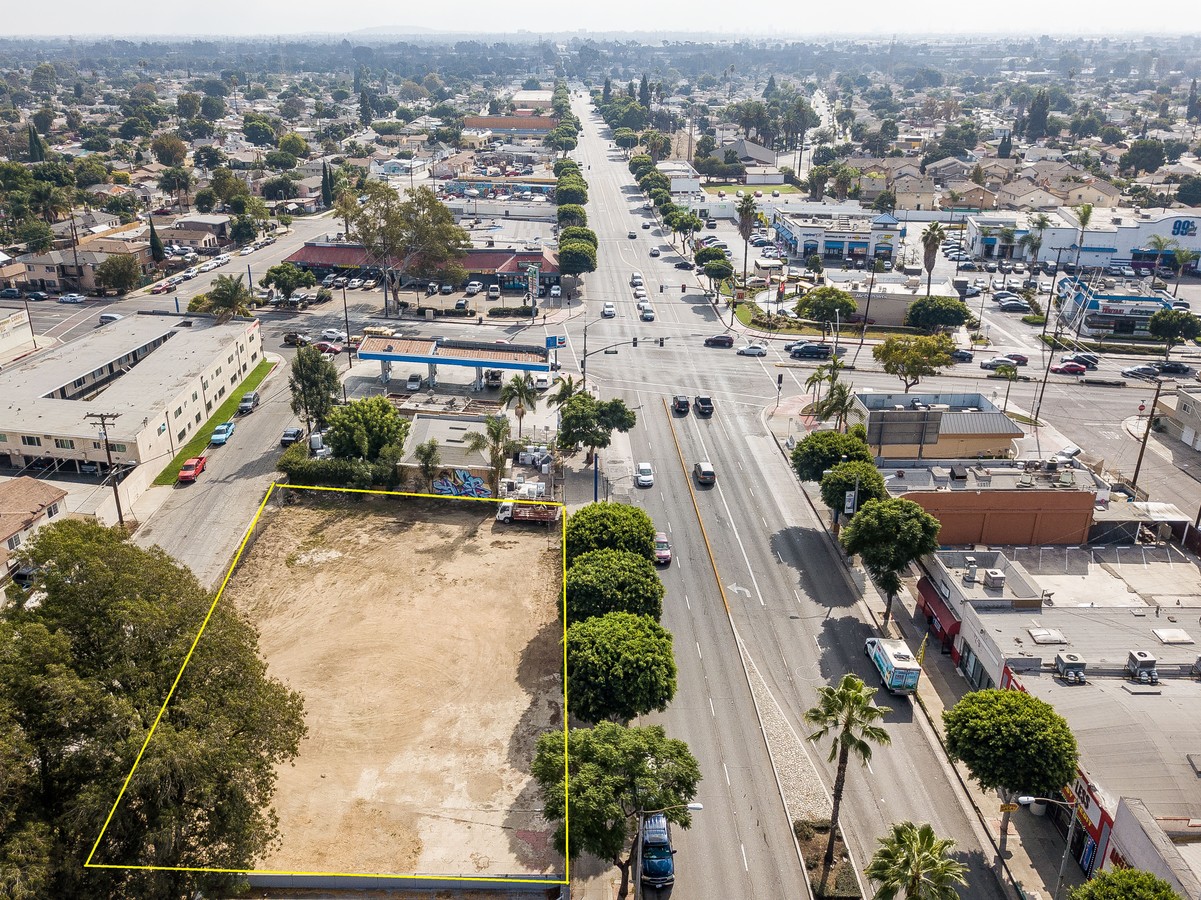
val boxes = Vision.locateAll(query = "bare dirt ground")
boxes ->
[222,496,564,878]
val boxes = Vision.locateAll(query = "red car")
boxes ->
[177,456,207,483]
[150,281,175,294]
[1003,353,1029,366]
[1050,362,1086,375]
[313,340,343,355]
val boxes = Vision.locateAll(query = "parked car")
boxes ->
[1050,362,1087,375]
[150,281,175,294]
[950,349,974,363]
[653,532,672,565]
[322,274,337,287]
[237,391,260,415]
[737,343,768,356]
[998,300,1032,313]
[981,357,1022,370]
[693,461,716,484]
[672,395,690,415]
[486,285,501,300]
[283,332,312,346]
[347,278,364,290]
[26,291,48,301]
[694,395,714,416]
[57,293,85,304]
[406,372,423,391]
[465,281,483,296]
[1122,365,1161,380]
[0,288,21,298]
[322,328,348,342]
[675,260,694,270]
[280,426,304,446]
[634,462,655,488]
[210,421,236,445]
[177,456,207,483]
[313,341,343,355]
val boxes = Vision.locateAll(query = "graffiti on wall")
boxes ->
[431,468,492,498]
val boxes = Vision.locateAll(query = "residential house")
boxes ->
[292,175,326,199]
[941,181,997,210]
[1048,176,1122,207]
[21,248,118,293]
[172,214,231,242]
[892,174,939,211]
[925,156,973,185]
[163,229,219,251]
[50,210,122,248]
[0,477,68,575]
[995,179,1063,210]
[978,157,1019,188]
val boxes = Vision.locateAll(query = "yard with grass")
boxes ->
[153,358,276,485]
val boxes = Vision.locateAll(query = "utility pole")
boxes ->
[86,411,125,528]
[1131,377,1165,491]
[342,285,353,369]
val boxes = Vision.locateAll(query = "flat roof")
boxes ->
[1021,672,1201,819]
[0,315,256,441]
[857,391,999,413]
[358,336,550,371]
[890,462,1098,494]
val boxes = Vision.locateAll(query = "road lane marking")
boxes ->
[740,844,749,871]
[724,762,731,786]
[709,697,716,718]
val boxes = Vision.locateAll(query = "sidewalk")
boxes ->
[763,399,1085,900]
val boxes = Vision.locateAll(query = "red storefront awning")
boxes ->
[917,577,962,637]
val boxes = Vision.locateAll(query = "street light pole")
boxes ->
[22,298,37,349]
[342,285,353,370]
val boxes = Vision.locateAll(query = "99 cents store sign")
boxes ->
[1171,220,1198,238]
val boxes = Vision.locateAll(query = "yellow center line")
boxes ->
[661,397,731,617]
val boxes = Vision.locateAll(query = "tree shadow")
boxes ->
[769,525,860,610]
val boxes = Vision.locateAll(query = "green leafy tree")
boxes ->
[1148,308,1201,359]
[325,395,409,462]
[278,132,308,158]
[804,674,891,866]
[840,498,940,626]
[864,821,968,900]
[559,240,598,278]
[565,502,656,566]
[557,394,636,472]
[920,222,945,297]
[230,215,258,245]
[943,689,1078,856]
[413,438,441,490]
[0,519,305,899]
[157,166,193,209]
[463,414,519,496]
[557,203,588,228]
[31,107,55,136]
[797,285,857,326]
[18,219,55,253]
[704,258,734,287]
[288,345,341,432]
[193,188,217,213]
[558,226,598,248]
[820,460,886,517]
[27,124,46,162]
[150,132,188,167]
[1119,139,1166,175]
[873,334,954,393]
[791,428,873,482]
[904,296,970,332]
[498,374,538,438]
[260,262,315,301]
[176,92,201,120]
[1067,869,1182,900]
[565,548,665,624]
[566,612,676,725]
[93,254,141,294]
[531,722,701,900]
[556,178,588,206]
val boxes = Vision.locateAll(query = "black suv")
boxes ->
[789,343,846,360]
[672,395,690,414]
[703,334,734,348]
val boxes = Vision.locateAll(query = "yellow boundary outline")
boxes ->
[84,482,570,886]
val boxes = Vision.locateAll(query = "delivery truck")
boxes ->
[495,502,561,525]
[864,637,921,694]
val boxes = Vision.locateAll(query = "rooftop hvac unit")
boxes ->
[983,569,1006,589]
[1045,457,1059,472]
[1055,652,1087,684]
[1126,650,1159,684]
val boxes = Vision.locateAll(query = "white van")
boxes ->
[98,313,124,325]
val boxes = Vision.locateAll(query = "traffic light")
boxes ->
[658,337,664,347]
[632,337,638,347]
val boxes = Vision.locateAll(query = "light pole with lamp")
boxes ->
[1017,795,1082,900]
[634,802,703,900]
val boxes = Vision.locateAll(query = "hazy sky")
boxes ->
[4,0,1195,38]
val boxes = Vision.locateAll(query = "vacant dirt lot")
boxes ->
[222,496,563,877]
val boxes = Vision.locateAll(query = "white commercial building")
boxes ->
[1055,278,1174,339]
[656,160,702,196]
[772,211,903,264]
[0,314,263,509]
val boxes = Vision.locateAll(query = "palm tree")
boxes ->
[548,374,586,409]
[28,182,71,223]
[1018,212,1051,266]
[498,374,538,439]
[997,226,1016,261]
[1173,247,1199,296]
[205,274,252,321]
[995,363,1018,414]
[864,821,968,900]
[805,358,842,406]
[813,381,856,431]
[804,673,891,867]
[1146,233,1177,281]
[464,414,518,497]
[414,438,441,491]
[1072,203,1093,273]
[736,194,757,288]
[920,223,945,297]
